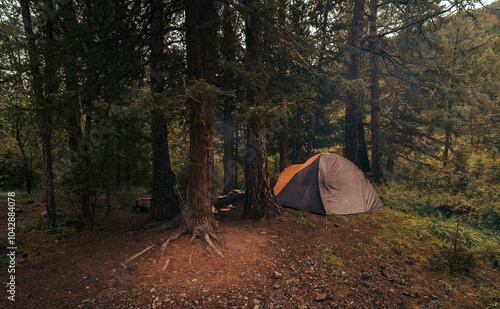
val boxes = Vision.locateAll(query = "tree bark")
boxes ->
[279,138,289,171]
[185,0,217,227]
[369,0,383,182]
[221,4,238,194]
[386,95,399,174]
[149,0,179,220]
[223,107,236,194]
[163,0,221,249]
[20,0,57,228]
[358,116,371,173]
[243,0,282,220]
[14,118,33,194]
[345,0,365,167]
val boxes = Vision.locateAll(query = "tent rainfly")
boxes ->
[273,153,383,215]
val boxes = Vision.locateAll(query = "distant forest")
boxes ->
[1,0,499,234]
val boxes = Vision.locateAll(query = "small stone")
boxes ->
[315,293,327,301]
[126,265,137,271]
[273,271,283,279]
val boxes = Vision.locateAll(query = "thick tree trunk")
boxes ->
[162,0,221,253]
[369,0,383,183]
[185,0,219,230]
[184,0,218,228]
[20,0,57,228]
[243,0,282,220]
[149,0,179,220]
[345,0,365,167]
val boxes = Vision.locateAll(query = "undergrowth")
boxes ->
[318,247,346,267]
[376,183,500,275]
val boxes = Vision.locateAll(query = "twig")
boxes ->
[125,245,154,264]
[162,257,171,271]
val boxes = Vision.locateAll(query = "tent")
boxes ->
[273,153,383,215]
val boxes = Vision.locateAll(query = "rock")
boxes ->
[440,280,453,293]
[273,271,283,279]
[126,265,137,271]
[361,272,372,280]
[314,293,327,301]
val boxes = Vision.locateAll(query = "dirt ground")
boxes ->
[1,196,498,309]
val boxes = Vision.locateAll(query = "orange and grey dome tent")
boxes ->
[273,153,383,215]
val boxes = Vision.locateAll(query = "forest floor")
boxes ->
[1,195,499,309]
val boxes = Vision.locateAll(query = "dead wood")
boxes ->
[125,245,155,264]
[162,257,171,271]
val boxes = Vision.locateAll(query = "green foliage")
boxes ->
[318,247,346,267]
[377,182,500,276]
[428,221,479,275]
[294,215,315,230]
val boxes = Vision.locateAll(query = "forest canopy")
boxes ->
[0,0,499,229]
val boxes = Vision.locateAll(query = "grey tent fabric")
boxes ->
[275,153,383,215]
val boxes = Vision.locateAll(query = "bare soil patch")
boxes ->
[1,196,497,308]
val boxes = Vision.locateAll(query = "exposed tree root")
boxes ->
[162,257,171,271]
[160,224,188,251]
[161,221,224,258]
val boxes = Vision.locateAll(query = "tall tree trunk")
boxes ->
[279,138,289,171]
[443,97,453,167]
[43,0,58,229]
[162,0,221,254]
[369,0,383,182]
[277,0,291,170]
[345,0,365,167]
[358,116,371,173]
[20,0,57,228]
[60,0,93,228]
[443,121,452,167]
[223,107,236,193]
[386,95,399,174]
[14,119,33,194]
[221,4,237,194]
[243,0,282,220]
[149,0,179,220]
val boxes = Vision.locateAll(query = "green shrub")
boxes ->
[295,215,315,230]
[318,247,345,267]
